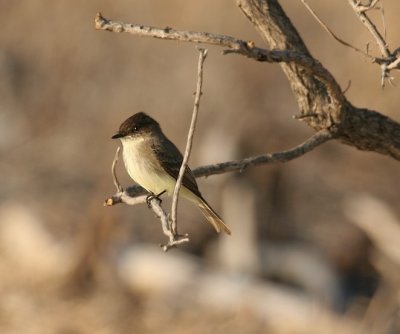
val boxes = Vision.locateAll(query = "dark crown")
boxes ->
[113,112,160,138]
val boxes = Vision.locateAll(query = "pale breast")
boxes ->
[121,137,176,195]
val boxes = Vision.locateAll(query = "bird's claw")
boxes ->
[146,190,167,208]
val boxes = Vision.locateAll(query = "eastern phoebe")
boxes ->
[112,112,231,235]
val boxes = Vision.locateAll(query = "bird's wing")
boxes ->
[151,137,202,198]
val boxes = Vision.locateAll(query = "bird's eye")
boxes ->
[133,126,138,132]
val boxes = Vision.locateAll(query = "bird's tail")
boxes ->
[198,198,231,235]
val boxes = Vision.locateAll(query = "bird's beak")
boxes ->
[111,133,123,139]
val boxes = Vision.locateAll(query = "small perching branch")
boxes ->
[104,129,333,204]
[105,147,189,251]
[170,48,208,235]
[193,129,333,176]
[104,130,332,246]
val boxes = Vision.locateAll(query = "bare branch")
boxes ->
[346,0,400,86]
[348,0,390,58]
[301,0,399,87]
[95,4,400,160]
[105,129,333,204]
[193,129,333,177]
[95,12,247,51]
[170,48,208,235]
[152,198,190,252]
[301,0,372,59]
[236,0,400,159]
[105,129,332,251]
[380,1,386,41]
[301,0,400,87]
[94,12,344,106]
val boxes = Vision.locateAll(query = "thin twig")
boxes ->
[105,129,333,205]
[151,198,189,252]
[293,112,318,120]
[192,129,333,176]
[301,0,372,59]
[380,1,386,41]
[111,146,123,193]
[170,48,208,235]
[348,0,390,58]
[302,0,398,86]
[347,0,400,86]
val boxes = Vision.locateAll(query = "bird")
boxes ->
[111,112,231,235]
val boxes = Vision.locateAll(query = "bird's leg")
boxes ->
[146,190,167,208]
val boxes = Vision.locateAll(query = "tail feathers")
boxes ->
[198,200,231,235]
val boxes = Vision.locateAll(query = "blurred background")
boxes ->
[1,1,400,333]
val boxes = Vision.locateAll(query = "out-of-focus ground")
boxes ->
[1,1,400,333]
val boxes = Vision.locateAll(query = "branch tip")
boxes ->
[104,198,113,206]
[95,12,106,30]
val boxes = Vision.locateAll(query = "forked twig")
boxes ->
[301,0,399,87]
[348,0,389,58]
[347,0,400,86]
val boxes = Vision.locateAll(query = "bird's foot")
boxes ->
[146,190,167,208]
